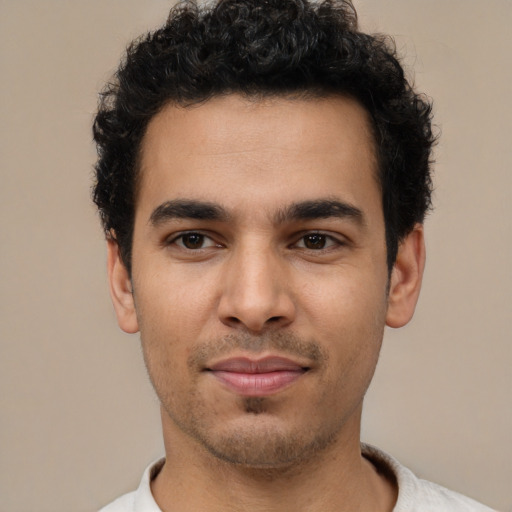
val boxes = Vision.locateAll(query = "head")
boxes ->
[94,0,434,470]
[93,0,435,276]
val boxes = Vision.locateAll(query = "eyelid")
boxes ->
[165,230,222,250]
[292,231,347,250]
[163,229,347,251]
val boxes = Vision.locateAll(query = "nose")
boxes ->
[217,243,296,333]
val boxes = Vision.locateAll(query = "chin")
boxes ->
[190,410,340,470]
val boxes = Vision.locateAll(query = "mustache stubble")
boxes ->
[187,331,329,371]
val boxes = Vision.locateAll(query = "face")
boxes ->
[108,94,424,468]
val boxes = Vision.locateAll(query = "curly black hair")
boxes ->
[93,0,435,274]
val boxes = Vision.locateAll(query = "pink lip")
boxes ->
[207,356,308,397]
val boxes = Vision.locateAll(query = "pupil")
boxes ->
[183,234,203,249]
[305,234,325,249]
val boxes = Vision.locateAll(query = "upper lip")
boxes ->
[207,356,309,373]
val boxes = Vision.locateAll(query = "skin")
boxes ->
[108,94,425,511]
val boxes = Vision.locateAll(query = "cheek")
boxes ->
[133,267,221,392]
[300,267,387,332]
[137,301,199,412]
[300,269,387,382]
[134,263,217,338]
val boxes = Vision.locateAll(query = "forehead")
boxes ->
[137,94,380,222]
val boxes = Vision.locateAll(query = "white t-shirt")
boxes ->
[99,444,496,511]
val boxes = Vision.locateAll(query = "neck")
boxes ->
[151,406,397,512]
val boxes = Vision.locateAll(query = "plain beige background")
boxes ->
[0,1,510,511]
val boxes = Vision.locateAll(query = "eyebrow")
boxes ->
[149,197,365,227]
[149,199,229,226]
[275,199,365,226]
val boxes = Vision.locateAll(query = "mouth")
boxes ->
[205,356,310,397]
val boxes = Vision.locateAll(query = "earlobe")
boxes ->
[106,238,139,334]
[386,224,426,328]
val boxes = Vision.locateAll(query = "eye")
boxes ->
[172,232,218,250]
[295,233,339,250]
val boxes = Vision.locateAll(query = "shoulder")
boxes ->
[99,491,136,512]
[98,458,165,512]
[361,444,496,512]
[405,478,497,512]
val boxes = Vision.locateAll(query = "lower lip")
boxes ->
[209,370,305,397]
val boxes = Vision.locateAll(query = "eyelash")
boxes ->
[166,231,344,252]
[293,232,342,251]
[167,232,221,251]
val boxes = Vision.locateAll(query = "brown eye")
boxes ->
[180,233,206,249]
[303,234,327,249]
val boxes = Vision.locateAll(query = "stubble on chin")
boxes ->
[150,331,344,471]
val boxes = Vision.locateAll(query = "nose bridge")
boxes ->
[218,237,295,332]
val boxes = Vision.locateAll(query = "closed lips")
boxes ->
[207,356,309,396]
[208,356,309,373]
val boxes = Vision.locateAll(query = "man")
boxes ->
[93,1,495,510]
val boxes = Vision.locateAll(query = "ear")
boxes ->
[386,224,426,328]
[106,238,139,334]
